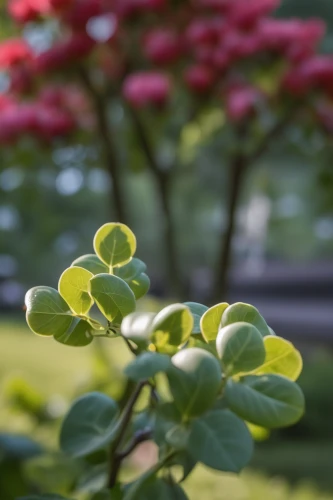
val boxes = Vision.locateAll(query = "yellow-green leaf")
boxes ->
[252,336,303,381]
[58,267,94,316]
[93,223,136,269]
[201,303,229,343]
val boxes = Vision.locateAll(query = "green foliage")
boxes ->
[24,222,305,500]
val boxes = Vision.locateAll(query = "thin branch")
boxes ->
[118,428,152,460]
[78,68,127,223]
[126,105,185,298]
[108,381,147,489]
[211,111,297,303]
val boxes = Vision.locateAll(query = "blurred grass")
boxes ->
[1,317,333,499]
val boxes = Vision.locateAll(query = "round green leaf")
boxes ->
[71,254,108,275]
[216,322,266,376]
[54,318,93,347]
[151,304,194,353]
[183,302,208,334]
[60,392,119,457]
[127,273,150,300]
[188,409,253,472]
[252,336,303,381]
[221,302,271,337]
[201,303,229,343]
[25,286,73,337]
[121,312,155,348]
[58,266,94,316]
[167,348,221,418]
[125,352,171,381]
[115,258,146,281]
[93,223,136,269]
[225,374,305,429]
[89,274,136,323]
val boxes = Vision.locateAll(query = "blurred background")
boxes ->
[1,0,333,498]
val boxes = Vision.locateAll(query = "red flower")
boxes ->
[143,29,183,65]
[184,65,215,93]
[0,39,33,69]
[123,72,171,108]
[63,0,104,29]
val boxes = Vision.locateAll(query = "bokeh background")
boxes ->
[1,0,333,498]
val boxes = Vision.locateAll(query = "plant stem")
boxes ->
[108,381,147,489]
[79,69,127,223]
[127,106,185,299]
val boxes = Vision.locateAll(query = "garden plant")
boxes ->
[23,222,305,500]
[1,0,333,299]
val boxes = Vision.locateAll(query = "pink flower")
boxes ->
[184,65,215,93]
[35,33,95,73]
[185,18,221,46]
[258,18,325,58]
[0,39,33,69]
[228,0,280,29]
[143,29,183,65]
[283,56,333,94]
[123,72,171,108]
[225,84,263,122]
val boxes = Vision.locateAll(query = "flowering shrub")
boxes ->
[23,222,305,499]
[1,0,333,298]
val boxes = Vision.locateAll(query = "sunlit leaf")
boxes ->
[93,223,136,268]
[25,287,73,337]
[89,274,136,323]
[201,303,229,343]
[221,302,271,337]
[58,266,94,315]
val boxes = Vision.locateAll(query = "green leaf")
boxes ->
[71,254,108,275]
[169,451,196,482]
[165,424,190,450]
[188,409,253,472]
[216,322,266,376]
[89,274,136,323]
[115,258,146,281]
[167,348,221,418]
[58,266,94,315]
[121,312,155,348]
[93,223,136,269]
[127,273,150,300]
[221,302,271,337]
[150,304,194,353]
[252,336,303,381]
[125,352,171,381]
[183,302,208,334]
[25,286,73,337]
[54,318,93,347]
[201,303,229,343]
[225,375,305,428]
[92,487,123,500]
[125,476,187,500]
[18,496,71,500]
[60,392,119,457]
[153,402,182,447]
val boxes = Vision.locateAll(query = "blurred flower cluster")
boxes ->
[0,0,333,143]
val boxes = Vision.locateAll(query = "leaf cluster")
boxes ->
[24,223,305,500]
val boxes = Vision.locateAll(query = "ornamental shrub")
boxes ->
[23,222,305,500]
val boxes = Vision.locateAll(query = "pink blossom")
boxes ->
[143,29,183,65]
[123,72,171,108]
[226,84,263,122]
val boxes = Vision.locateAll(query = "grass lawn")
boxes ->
[1,317,333,500]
